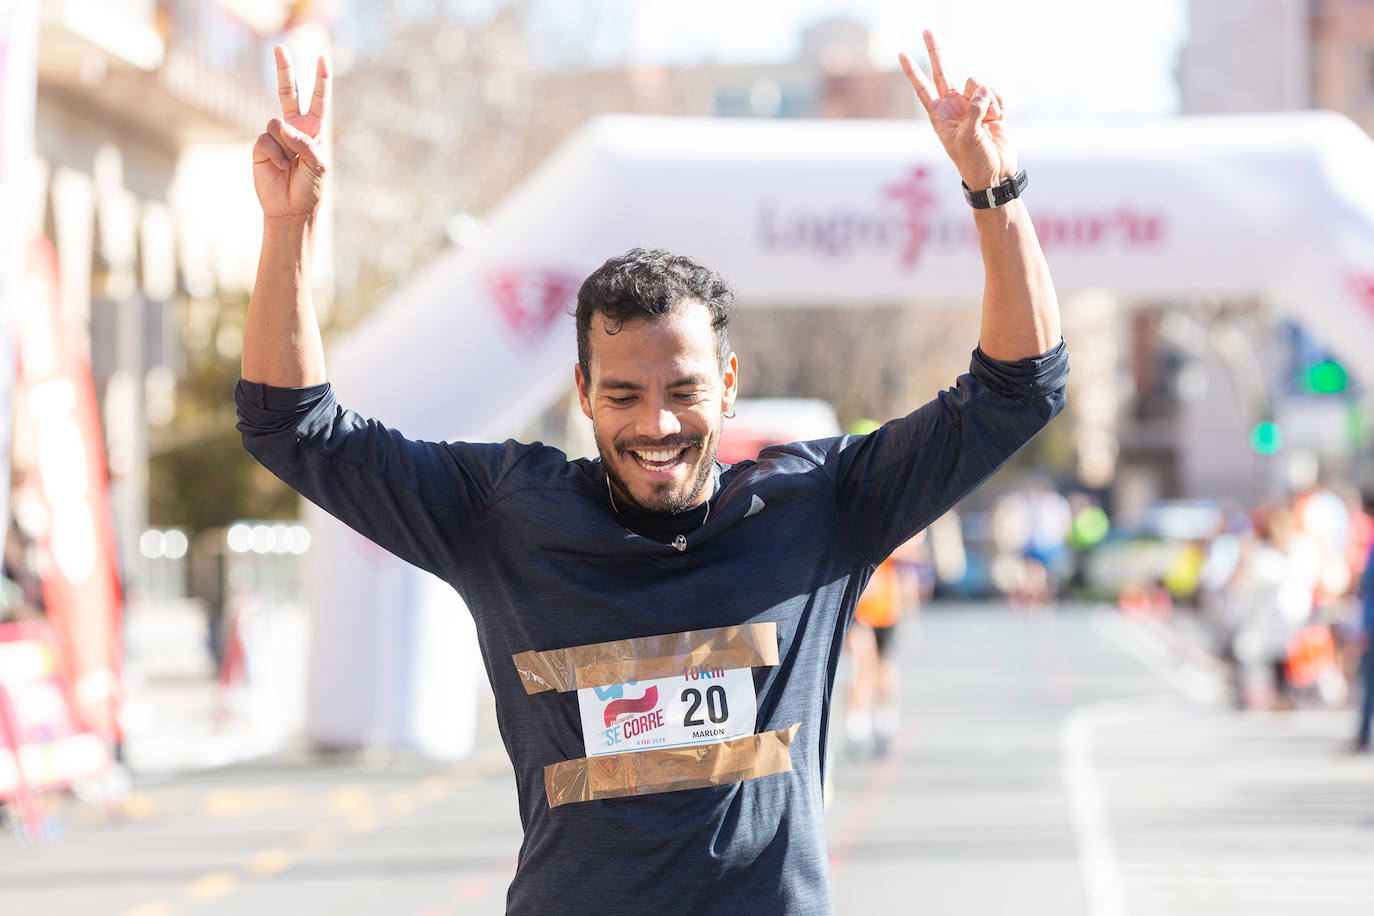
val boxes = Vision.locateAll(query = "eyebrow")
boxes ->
[598,374,711,392]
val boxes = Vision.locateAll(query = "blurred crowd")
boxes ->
[1188,486,1371,729]
[916,475,1374,749]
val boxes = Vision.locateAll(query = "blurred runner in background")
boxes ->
[846,554,903,757]
[844,532,929,757]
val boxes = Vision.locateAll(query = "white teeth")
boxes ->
[633,448,684,464]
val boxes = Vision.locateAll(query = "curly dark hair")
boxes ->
[575,248,733,381]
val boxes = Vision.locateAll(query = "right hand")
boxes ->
[253,45,331,221]
[898,31,1016,193]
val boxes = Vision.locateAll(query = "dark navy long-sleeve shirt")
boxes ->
[235,340,1068,915]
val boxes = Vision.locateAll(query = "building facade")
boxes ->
[1117,0,1374,509]
[29,0,332,591]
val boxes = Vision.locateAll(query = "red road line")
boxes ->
[827,726,916,874]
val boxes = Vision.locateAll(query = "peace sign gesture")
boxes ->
[252,45,331,221]
[898,31,1016,194]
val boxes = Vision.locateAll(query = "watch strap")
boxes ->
[962,169,1028,209]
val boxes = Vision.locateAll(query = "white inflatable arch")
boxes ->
[303,111,1374,754]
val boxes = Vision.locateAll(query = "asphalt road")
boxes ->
[4,602,1372,915]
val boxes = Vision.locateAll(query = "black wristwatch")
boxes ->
[962,169,1028,209]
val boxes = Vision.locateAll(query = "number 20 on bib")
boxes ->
[576,665,757,757]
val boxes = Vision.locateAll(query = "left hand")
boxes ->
[253,46,331,222]
[899,30,1017,192]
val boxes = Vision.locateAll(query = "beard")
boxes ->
[597,424,720,516]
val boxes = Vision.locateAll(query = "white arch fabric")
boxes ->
[302,111,1374,754]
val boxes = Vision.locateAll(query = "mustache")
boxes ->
[615,435,705,453]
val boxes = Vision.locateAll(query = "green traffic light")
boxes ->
[1302,359,1348,394]
[1250,421,1283,455]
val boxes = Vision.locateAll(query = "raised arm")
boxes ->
[243,45,331,387]
[899,31,1061,361]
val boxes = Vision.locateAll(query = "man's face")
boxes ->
[575,300,738,515]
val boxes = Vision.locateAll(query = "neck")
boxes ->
[605,470,716,531]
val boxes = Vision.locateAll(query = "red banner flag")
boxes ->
[12,237,125,744]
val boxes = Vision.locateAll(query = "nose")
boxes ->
[637,395,682,441]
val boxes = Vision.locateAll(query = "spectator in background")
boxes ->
[1354,535,1374,752]
[1198,508,1247,690]
[926,509,967,595]
[990,480,1071,608]
[1339,488,1373,580]
[989,489,1032,602]
[1293,480,1353,614]
[1337,493,1374,688]
[1064,492,1110,594]
[1023,480,1072,597]
[1228,503,1319,709]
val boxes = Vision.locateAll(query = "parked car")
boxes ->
[716,398,842,464]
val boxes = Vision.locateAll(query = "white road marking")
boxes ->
[1061,699,1131,916]
[1092,612,1225,706]
[1061,609,1226,916]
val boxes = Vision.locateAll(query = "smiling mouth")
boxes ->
[628,447,689,472]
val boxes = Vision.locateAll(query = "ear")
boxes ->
[574,363,593,420]
[722,352,739,414]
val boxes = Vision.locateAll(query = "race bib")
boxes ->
[577,666,757,758]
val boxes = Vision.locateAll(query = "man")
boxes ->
[237,30,1065,914]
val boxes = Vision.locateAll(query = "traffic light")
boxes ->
[1284,323,1352,396]
[1298,358,1348,395]
[1249,421,1283,455]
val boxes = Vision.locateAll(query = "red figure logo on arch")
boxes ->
[883,166,939,268]
[484,268,579,343]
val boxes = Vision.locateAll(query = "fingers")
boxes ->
[897,52,938,114]
[964,77,1004,121]
[308,54,331,122]
[275,45,300,118]
[267,118,313,158]
[923,30,952,100]
[964,83,994,130]
[253,129,290,170]
[265,118,325,172]
[904,32,1002,120]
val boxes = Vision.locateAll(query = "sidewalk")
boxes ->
[120,598,307,776]
[118,597,507,779]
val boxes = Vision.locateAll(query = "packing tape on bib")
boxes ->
[512,622,779,694]
[543,722,800,808]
